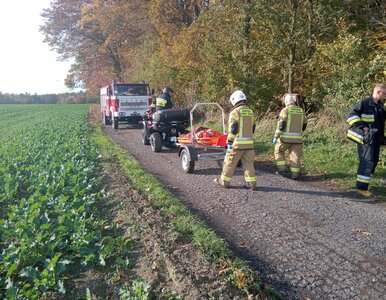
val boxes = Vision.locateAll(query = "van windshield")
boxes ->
[114,84,149,96]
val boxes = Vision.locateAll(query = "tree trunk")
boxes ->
[288,0,299,93]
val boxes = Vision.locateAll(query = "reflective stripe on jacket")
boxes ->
[347,128,365,144]
[346,98,378,126]
[275,105,306,144]
[156,97,167,107]
[227,105,255,150]
[155,93,173,111]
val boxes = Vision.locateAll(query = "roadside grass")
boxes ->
[254,114,386,201]
[91,122,281,299]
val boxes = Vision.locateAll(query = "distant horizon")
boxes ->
[0,89,84,96]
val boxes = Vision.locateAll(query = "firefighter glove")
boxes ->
[272,137,278,144]
[363,128,378,145]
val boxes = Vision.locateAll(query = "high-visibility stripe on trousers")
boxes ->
[221,148,256,185]
[274,140,302,173]
[356,142,380,190]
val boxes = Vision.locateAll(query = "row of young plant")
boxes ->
[0,104,130,298]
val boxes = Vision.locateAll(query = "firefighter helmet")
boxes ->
[162,86,174,95]
[283,93,297,106]
[230,90,246,106]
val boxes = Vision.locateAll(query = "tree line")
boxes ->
[0,91,97,104]
[40,0,385,118]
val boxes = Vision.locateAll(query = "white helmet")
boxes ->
[230,90,246,106]
[283,93,297,106]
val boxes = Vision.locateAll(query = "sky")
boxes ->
[0,1,75,95]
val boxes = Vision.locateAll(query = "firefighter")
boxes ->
[215,90,257,190]
[150,86,174,111]
[273,93,307,180]
[346,84,386,198]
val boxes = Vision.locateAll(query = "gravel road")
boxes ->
[100,120,386,300]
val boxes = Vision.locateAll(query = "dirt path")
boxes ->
[93,106,386,300]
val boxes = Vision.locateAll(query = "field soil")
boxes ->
[88,105,386,300]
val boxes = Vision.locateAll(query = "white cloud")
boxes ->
[0,0,76,95]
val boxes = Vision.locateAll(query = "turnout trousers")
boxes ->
[221,148,256,187]
[356,141,380,190]
[274,140,303,175]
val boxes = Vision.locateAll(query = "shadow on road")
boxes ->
[257,186,383,204]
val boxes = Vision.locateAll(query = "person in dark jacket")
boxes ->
[150,86,174,111]
[346,84,386,198]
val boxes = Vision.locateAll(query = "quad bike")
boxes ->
[141,108,190,152]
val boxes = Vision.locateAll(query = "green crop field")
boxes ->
[0,104,130,299]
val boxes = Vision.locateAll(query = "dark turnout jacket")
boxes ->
[346,96,385,145]
[154,93,173,111]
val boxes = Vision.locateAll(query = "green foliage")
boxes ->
[41,1,385,114]
[307,33,384,118]
[192,229,232,259]
[303,131,357,180]
[0,104,130,298]
[119,279,151,300]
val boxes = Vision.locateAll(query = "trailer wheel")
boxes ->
[181,148,195,173]
[112,117,118,130]
[142,126,150,145]
[150,132,162,152]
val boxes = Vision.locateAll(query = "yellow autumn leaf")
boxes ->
[352,228,372,236]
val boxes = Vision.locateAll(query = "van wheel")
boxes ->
[112,117,118,130]
[102,111,111,125]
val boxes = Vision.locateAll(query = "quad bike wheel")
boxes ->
[141,126,150,145]
[150,132,162,152]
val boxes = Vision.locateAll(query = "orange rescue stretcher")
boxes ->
[177,103,228,173]
[177,126,228,147]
